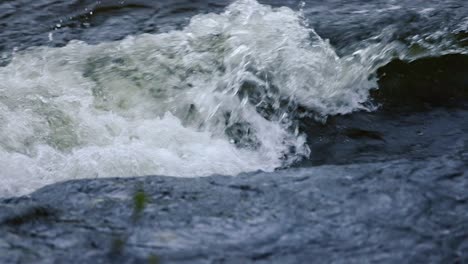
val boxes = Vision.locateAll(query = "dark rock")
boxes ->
[1,155,467,263]
[374,54,468,110]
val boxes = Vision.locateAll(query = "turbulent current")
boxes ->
[0,0,466,197]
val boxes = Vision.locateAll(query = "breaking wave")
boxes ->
[0,0,465,196]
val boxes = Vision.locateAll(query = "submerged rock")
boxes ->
[1,154,467,263]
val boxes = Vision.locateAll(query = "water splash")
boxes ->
[1,0,462,197]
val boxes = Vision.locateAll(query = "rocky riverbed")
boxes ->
[1,154,467,263]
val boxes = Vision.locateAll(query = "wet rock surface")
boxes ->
[1,154,467,263]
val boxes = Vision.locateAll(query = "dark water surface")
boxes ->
[0,0,467,263]
[1,0,466,52]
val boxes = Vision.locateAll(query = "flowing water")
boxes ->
[0,0,467,198]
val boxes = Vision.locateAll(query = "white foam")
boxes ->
[0,0,378,197]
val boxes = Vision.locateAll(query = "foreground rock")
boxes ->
[1,155,467,264]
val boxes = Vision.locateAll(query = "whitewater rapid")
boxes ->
[1,0,463,197]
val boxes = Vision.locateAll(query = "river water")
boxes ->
[0,0,467,229]
[0,0,467,262]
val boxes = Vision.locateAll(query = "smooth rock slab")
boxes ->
[1,155,467,264]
